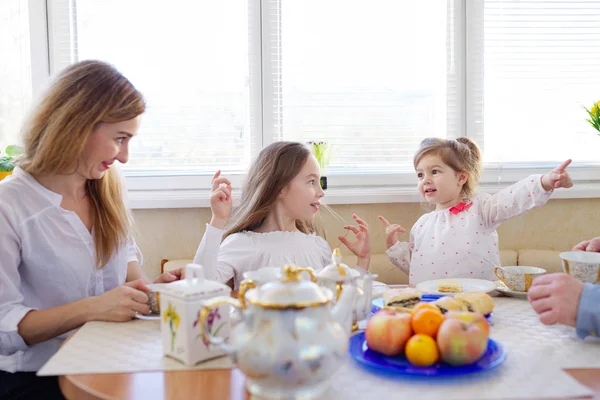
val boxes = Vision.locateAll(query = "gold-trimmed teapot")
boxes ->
[199,265,352,399]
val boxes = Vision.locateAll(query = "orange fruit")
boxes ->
[405,334,440,367]
[411,308,445,337]
[411,302,442,315]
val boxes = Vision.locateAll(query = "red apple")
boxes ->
[365,310,413,356]
[444,311,490,337]
[436,318,488,366]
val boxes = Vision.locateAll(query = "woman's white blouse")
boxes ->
[387,175,553,285]
[193,225,332,288]
[0,167,138,372]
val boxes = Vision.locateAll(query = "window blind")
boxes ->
[265,0,462,172]
[473,0,600,164]
[0,0,31,147]
[49,0,255,174]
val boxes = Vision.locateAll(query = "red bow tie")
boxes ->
[449,201,473,215]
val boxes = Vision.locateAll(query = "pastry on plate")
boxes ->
[432,296,469,314]
[383,288,422,308]
[437,280,463,293]
[455,291,494,315]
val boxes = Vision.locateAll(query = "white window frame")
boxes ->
[23,0,600,209]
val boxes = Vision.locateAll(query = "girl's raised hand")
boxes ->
[378,215,406,249]
[210,170,232,229]
[338,214,371,270]
[541,159,573,191]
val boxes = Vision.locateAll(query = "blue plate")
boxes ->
[349,332,506,377]
[371,296,492,319]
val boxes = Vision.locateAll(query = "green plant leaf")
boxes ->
[0,159,14,172]
[5,145,23,158]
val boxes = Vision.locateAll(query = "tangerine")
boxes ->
[405,333,440,367]
[411,302,442,315]
[411,308,445,337]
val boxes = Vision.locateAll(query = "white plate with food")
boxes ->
[371,281,389,299]
[415,278,497,295]
[494,280,528,299]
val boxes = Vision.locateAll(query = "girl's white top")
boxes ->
[193,225,331,288]
[387,175,553,285]
[0,167,138,372]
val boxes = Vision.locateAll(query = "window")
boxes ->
[7,1,600,206]
[0,0,31,148]
[473,0,600,164]
[50,0,254,174]
[48,0,460,178]
[267,0,459,172]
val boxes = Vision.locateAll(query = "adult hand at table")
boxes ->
[572,236,600,252]
[89,279,151,322]
[154,267,184,283]
[528,273,584,327]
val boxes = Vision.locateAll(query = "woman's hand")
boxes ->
[338,214,371,270]
[210,170,232,229]
[89,279,150,322]
[378,215,406,249]
[154,267,184,283]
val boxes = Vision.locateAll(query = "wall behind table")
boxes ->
[133,198,600,279]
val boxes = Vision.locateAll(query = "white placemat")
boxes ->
[326,355,593,400]
[326,297,597,399]
[38,297,598,399]
[489,297,600,369]
[38,319,232,376]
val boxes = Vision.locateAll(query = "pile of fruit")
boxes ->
[365,302,490,367]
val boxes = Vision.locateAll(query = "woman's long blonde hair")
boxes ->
[224,141,317,240]
[18,60,145,267]
[413,137,483,199]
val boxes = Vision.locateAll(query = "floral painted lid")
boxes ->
[150,264,231,300]
[244,265,333,309]
[316,248,359,282]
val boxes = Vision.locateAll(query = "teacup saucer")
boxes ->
[494,281,528,299]
[134,313,160,321]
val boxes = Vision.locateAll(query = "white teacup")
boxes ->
[242,267,282,286]
[494,266,546,292]
[560,251,600,284]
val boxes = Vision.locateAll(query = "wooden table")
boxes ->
[58,368,600,400]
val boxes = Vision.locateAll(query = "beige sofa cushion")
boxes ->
[163,259,190,272]
[517,249,563,274]
[499,250,518,267]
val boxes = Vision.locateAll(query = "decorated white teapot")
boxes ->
[316,248,377,331]
[199,265,352,399]
[149,264,231,366]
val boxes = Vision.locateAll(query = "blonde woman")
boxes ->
[0,61,180,399]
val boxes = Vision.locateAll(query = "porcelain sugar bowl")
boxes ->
[316,248,377,331]
[199,265,352,399]
[150,263,231,366]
